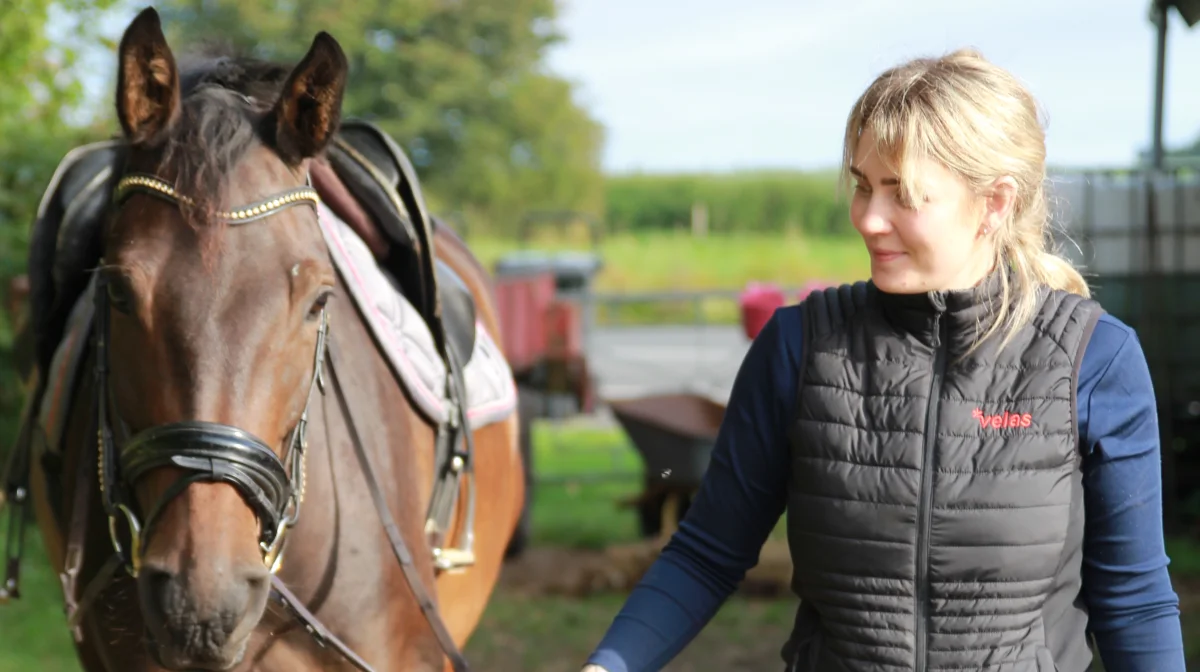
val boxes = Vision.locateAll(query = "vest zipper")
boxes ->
[915,315,947,672]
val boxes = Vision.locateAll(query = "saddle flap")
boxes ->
[435,259,477,369]
[29,140,125,376]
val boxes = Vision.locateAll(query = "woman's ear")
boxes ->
[980,176,1018,237]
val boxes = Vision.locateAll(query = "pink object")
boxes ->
[739,282,786,340]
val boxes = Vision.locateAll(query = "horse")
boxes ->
[9,7,525,671]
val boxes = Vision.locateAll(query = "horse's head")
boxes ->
[101,8,347,669]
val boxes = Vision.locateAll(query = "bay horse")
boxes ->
[10,7,524,671]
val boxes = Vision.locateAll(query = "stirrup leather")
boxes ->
[424,352,477,573]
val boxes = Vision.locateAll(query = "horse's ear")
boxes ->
[270,32,348,165]
[115,7,180,146]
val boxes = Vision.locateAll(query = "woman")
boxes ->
[581,49,1185,672]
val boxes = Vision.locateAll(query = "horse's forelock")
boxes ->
[148,52,293,264]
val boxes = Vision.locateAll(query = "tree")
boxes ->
[0,0,120,269]
[0,0,120,461]
[157,0,606,235]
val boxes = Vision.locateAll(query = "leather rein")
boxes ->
[51,172,470,672]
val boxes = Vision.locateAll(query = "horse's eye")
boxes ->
[307,289,332,320]
[105,274,134,314]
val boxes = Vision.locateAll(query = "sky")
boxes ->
[542,0,1200,173]
[84,1,1200,175]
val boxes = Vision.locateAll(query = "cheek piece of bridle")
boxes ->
[67,172,471,672]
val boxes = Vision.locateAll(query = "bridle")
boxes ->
[59,171,470,672]
[96,172,327,579]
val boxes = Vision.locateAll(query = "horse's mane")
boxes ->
[154,42,295,232]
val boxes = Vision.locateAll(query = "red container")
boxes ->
[544,299,583,361]
[494,272,557,372]
[739,282,786,340]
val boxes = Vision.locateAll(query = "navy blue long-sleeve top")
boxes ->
[586,305,1185,672]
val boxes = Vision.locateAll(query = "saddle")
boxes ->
[21,118,481,571]
[320,119,477,371]
[28,139,125,377]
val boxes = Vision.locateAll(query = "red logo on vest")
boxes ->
[972,408,1033,429]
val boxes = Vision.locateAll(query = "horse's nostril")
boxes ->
[245,572,267,595]
[141,566,175,623]
[146,567,172,585]
[148,566,171,583]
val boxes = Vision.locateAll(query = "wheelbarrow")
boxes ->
[607,393,726,539]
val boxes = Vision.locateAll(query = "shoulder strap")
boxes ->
[789,281,870,439]
[802,281,869,338]
[1056,292,1105,458]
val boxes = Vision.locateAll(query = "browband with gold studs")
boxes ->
[114,173,321,224]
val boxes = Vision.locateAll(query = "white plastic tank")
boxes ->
[1046,170,1200,275]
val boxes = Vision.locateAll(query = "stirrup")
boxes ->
[432,547,475,572]
[428,461,477,573]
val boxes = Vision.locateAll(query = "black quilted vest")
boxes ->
[782,274,1102,672]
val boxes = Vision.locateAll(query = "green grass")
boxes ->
[0,535,79,672]
[3,421,1199,671]
[526,420,788,546]
[527,420,645,549]
[470,230,871,325]
[1168,535,1200,576]
[470,230,871,293]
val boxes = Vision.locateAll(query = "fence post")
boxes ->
[691,202,709,238]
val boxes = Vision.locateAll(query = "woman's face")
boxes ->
[849,129,1009,294]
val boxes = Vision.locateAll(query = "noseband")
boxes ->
[98,173,326,577]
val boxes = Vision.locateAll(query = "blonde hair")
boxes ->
[841,48,1090,351]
